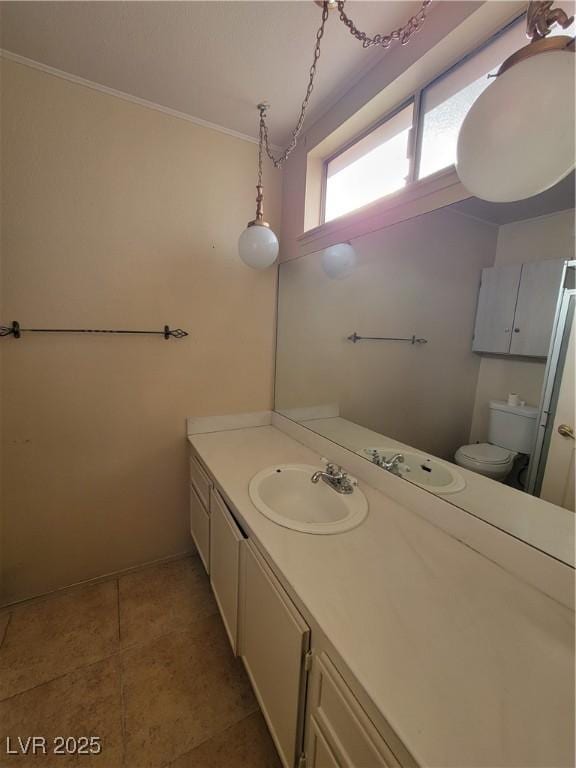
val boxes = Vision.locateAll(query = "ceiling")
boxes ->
[0,1,429,144]
[453,172,576,226]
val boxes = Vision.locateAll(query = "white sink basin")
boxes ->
[249,464,368,534]
[361,447,466,494]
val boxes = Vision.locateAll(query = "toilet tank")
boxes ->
[488,400,539,454]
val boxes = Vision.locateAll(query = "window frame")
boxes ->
[320,96,415,224]
[320,12,526,225]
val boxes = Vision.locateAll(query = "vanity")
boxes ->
[187,413,574,768]
[186,174,575,768]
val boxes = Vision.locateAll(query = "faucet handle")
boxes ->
[321,459,355,483]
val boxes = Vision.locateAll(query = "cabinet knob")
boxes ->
[514,327,520,333]
[505,328,510,333]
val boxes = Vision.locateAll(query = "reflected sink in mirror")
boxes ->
[274,179,576,564]
[249,464,368,534]
[361,448,466,494]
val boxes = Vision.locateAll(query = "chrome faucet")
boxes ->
[311,463,355,495]
[369,451,405,474]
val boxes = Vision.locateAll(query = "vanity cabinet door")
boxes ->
[209,489,244,654]
[189,483,210,574]
[472,264,521,353]
[309,718,342,768]
[306,653,404,768]
[240,541,310,768]
[509,259,564,357]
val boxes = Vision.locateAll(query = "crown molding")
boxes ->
[0,49,281,150]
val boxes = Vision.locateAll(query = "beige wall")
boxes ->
[276,206,497,460]
[0,60,282,605]
[469,210,574,442]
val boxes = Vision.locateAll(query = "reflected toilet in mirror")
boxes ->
[275,174,575,561]
[454,400,538,482]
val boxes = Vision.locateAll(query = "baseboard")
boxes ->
[0,549,194,611]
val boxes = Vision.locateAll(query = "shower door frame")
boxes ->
[527,260,575,495]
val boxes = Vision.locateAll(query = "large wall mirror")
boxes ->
[275,175,575,564]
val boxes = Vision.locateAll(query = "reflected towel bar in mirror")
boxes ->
[347,332,428,345]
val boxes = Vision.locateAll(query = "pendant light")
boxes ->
[238,1,432,267]
[238,106,279,270]
[238,222,279,270]
[457,1,575,203]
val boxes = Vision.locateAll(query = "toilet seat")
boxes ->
[458,443,514,465]
[454,443,516,481]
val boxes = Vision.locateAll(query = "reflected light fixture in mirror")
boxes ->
[457,0,575,203]
[321,242,357,278]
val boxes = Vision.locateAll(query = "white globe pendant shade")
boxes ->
[238,223,279,269]
[321,242,356,279]
[457,48,575,203]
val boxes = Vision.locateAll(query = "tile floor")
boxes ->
[0,556,282,768]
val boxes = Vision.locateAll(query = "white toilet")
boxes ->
[455,400,538,482]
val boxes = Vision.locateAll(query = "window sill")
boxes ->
[294,166,469,258]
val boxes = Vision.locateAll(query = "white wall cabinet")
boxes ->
[472,264,522,354]
[509,261,565,357]
[240,541,311,768]
[209,489,244,654]
[473,260,563,357]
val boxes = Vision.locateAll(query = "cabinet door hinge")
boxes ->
[298,752,307,768]
[303,650,313,673]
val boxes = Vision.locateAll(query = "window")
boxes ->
[324,103,413,223]
[321,13,576,224]
[417,16,575,179]
[418,20,528,179]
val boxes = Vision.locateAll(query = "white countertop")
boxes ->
[189,425,574,768]
[298,416,575,566]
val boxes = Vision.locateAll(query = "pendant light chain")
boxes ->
[259,0,330,169]
[251,107,266,223]
[257,0,432,169]
[257,111,264,188]
[336,0,433,48]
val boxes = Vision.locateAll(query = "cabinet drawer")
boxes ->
[189,483,210,574]
[240,541,310,768]
[309,717,341,768]
[209,489,244,654]
[189,453,212,510]
[309,654,400,768]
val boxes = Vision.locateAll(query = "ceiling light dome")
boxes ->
[457,0,575,203]
[321,242,356,278]
[238,222,279,269]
